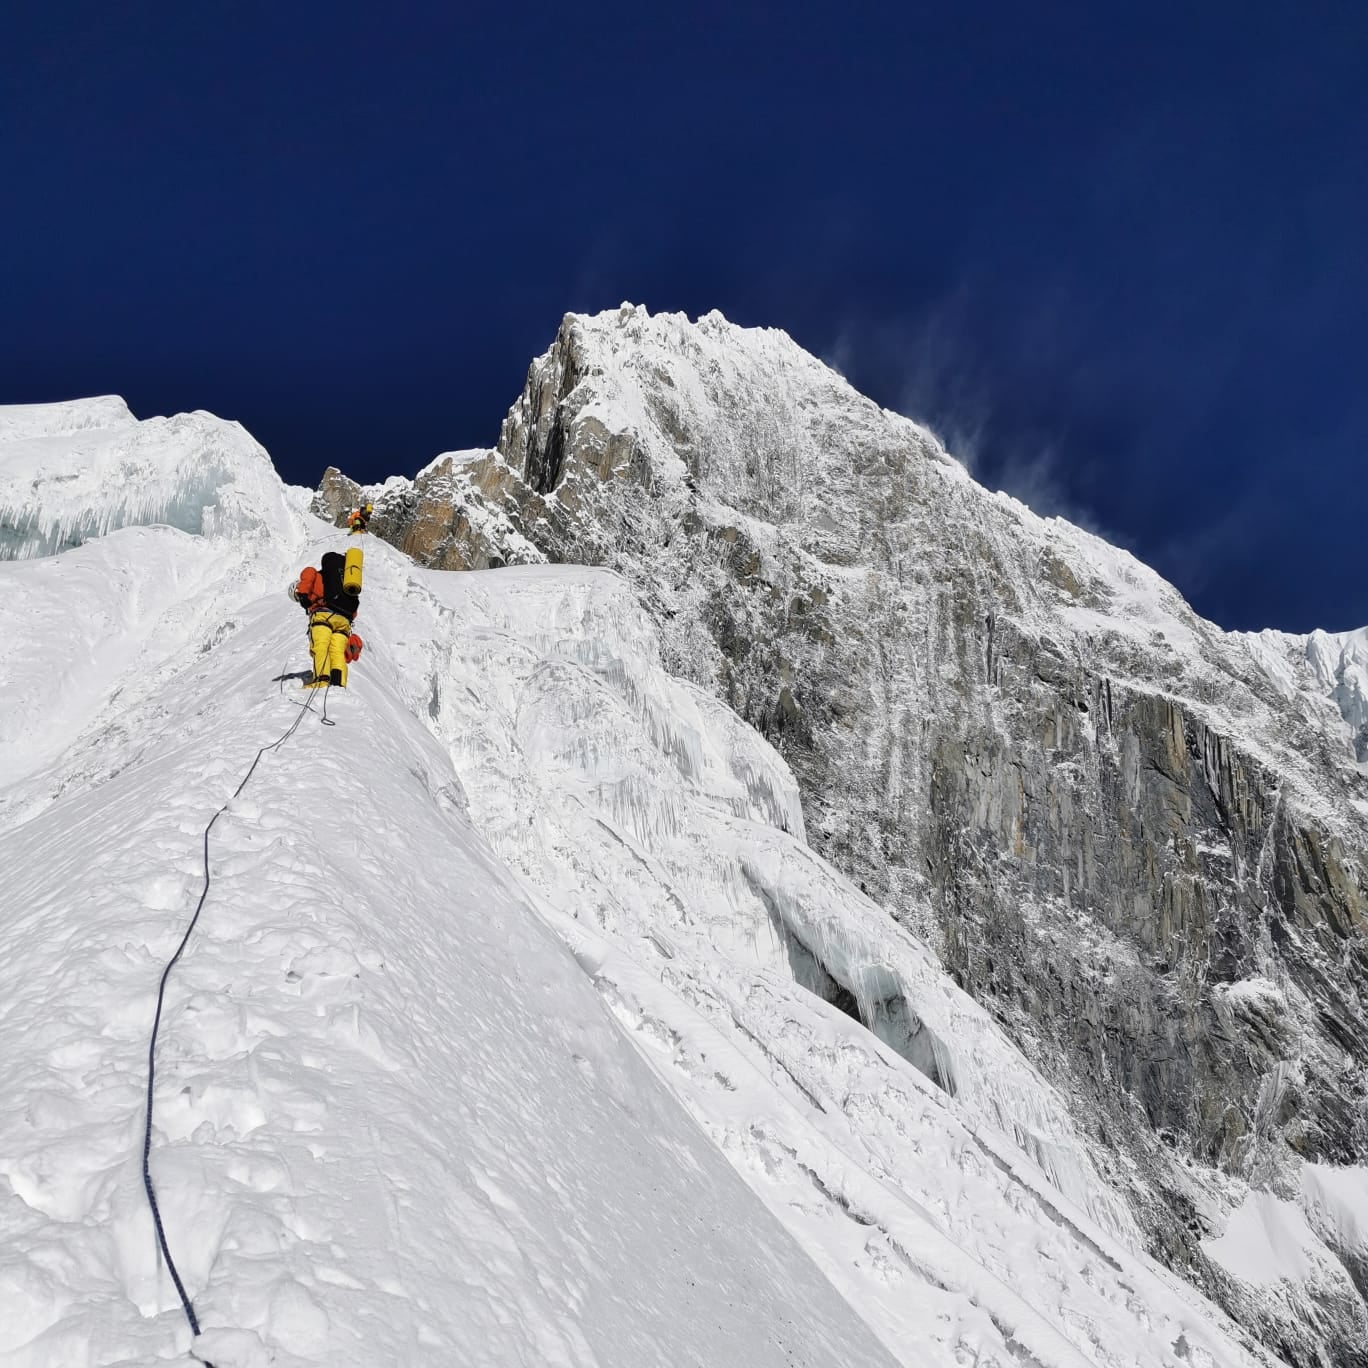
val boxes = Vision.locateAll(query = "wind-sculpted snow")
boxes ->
[0,398,300,560]
[0,396,137,441]
[1238,627,1368,765]
[1308,629,1368,758]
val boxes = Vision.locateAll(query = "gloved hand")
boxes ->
[345,634,363,663]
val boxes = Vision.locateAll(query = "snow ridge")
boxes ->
[0,419,895,1368]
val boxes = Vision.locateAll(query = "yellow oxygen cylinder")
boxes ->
[343,546,364,594]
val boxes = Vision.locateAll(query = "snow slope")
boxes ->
[0,399,1277,1366]
[0,409,893,1368]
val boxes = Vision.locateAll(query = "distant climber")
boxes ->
[348,502,373,535]
[290,548,364,688]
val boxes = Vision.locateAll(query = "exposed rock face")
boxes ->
[310,451,544,571]
[323,306,1368,1364]
[310,465,361,527]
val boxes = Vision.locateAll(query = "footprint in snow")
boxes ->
[192,1326,272,1368]
[284,944,362,992]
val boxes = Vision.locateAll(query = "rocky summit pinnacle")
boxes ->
[317,304,1368,1365]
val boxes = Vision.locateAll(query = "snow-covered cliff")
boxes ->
[319,306,1368,1365]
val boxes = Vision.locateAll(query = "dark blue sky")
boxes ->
[4,3,1364,632]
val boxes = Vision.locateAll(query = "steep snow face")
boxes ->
[0,402,1282,1367]
[344,305,1368,1364]
[0,398,299,560]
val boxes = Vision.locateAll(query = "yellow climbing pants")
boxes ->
[308,611,352,687]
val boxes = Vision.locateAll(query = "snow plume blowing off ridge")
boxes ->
[0,397,1276,1367]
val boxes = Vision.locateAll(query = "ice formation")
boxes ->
[0,398,298,560]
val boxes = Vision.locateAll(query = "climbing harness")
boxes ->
[141,687,329,1365]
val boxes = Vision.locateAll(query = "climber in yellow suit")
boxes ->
[290,549,364,687]
[348,502,373,534]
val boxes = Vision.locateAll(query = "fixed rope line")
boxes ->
[141,691,319,1365]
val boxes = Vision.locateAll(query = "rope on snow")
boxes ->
[141,684,328,1364]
